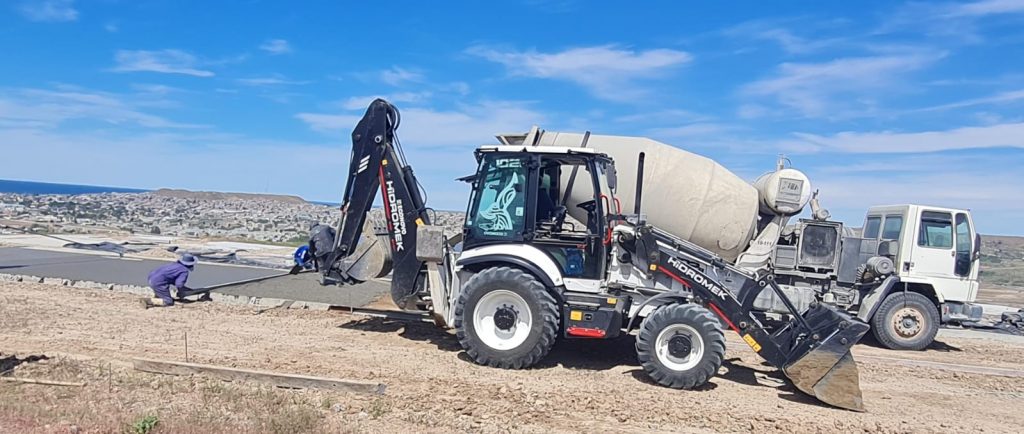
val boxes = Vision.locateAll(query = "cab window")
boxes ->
[955,213,973,276]
[864,216,881,239]
[955,213,972,254]
[881,215,903,240]
[918,211,953,249]
[465,155,528,240]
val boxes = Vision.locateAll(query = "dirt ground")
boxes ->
[977,285,1024,308]
[2,282,1024,433]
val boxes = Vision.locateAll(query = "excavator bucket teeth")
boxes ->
[783,307,869,412]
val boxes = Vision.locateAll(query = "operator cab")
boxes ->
[463,146,619,280]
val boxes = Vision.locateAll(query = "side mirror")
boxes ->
[606,164,618,191]
[973,233,982,261]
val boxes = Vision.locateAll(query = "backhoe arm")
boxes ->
[317,99,432,309]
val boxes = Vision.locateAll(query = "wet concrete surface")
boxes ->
[0,247,389,306]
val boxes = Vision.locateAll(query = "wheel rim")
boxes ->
[892,307,925,339]
[473,290,533,351]
[655,323,705,371]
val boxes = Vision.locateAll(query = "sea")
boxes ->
[0,179,148,195]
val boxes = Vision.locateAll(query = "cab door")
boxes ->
[907,210,971,301]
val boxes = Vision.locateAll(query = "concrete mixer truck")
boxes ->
[303,99,870,411]
[513,130,983,352]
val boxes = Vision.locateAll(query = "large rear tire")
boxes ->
[636,304,725,389]
[871,291,939,351]
[454,267,559,369]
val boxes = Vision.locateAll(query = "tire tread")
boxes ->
[636,304,726,390]
[453,267,559,369]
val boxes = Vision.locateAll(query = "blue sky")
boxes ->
[2,1,1024,235]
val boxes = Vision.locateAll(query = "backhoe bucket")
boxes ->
[782,305,870,412]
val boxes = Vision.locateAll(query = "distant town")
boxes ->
[0,189,465,245]
[0,189,340,244]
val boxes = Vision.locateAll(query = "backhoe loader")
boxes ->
[306,99,869,411]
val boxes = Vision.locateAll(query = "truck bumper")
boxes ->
[942,302,984,323]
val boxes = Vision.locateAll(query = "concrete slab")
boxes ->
[0,247,390,307]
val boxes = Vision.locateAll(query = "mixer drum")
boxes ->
[535,132,759,262]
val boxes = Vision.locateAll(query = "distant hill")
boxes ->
[152,189,307,205]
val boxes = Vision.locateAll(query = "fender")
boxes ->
[624,291,690,332]
[456,244,564,288]
[856,275,901,322]
[896,276,945,303]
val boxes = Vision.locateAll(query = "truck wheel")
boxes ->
[636,304,725,390]
[454,267,559,369]
[871,291,939,351]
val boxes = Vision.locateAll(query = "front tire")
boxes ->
[871,291,940,351]
[454,267,559,369]
[636,304,725,389]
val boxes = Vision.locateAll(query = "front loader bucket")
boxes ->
[782,305,870,412]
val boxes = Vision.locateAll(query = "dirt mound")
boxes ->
[132,248,178,260]
[152,188,307,204]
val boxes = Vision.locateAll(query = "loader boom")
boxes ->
[324,99,431,308]
[629,224,869,411]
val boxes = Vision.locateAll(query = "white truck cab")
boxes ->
[863,204,982,321]
[771,203,984,351]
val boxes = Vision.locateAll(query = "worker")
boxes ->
[140,254,197,308]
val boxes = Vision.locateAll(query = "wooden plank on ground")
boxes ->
[0,377,86,387]
[130,357,385,394]
[858,355,1024,378]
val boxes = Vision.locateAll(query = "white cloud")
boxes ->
[294,102,544,207]
[259,39,292,55]
[946,0,1024,17]
[380,67,424,86]
[723,20,847,54]
[613,109,708,124]
[742,51,943,118]
[130,84,184,95]
[18,0,77,22]
[913,89,1024,112]
[879,1,1024,43]
[292,113,363,132]
[736,104,769,119]
[647,123,729,140]
[111,50,214,77]
[338,92,432,110]
[0,127,352,202]
[236,75,310,86]
[790,122,1024,153]
[296,101,543,147]
[0,86,203,129]
[467,45,692,101]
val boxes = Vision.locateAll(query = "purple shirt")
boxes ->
[147,262,191,291]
